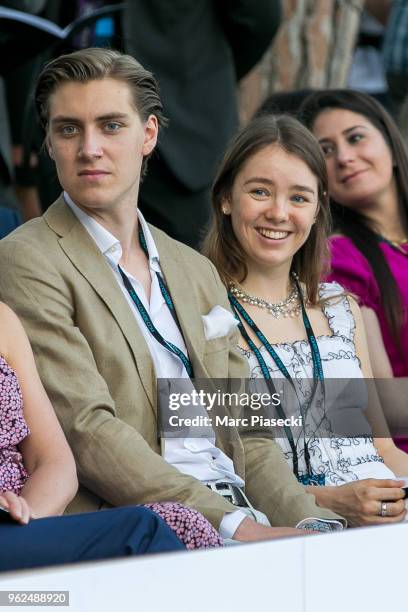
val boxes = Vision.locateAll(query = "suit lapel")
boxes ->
[44,198,157,412]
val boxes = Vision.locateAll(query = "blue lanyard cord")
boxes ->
[138,227,180,327]
[230,297,289,378]
[229,297,300,477]
[298,283,324,383]
[116,227,194,379]
[228,282,325,478]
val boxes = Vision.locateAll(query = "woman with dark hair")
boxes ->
[300,89,408,450]
[0,303,221,572]
[204,114,408,527]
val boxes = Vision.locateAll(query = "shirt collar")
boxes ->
[64,191,161,271]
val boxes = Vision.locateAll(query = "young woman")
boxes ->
[203,114,408,527]
[0,302,221,572]
[300,89,408,451]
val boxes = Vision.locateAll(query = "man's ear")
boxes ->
[46,137,54,160]
[142,115,159,156]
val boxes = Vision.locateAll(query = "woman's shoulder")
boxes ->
[329,234,362,253]
[329,234,368,261]
[318,282,357,341]
[327,234,375,288]
[318,280,347,301]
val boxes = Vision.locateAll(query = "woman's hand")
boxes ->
[0,491,34,525]
[313,479,407,527]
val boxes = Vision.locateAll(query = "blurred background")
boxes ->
[0,0,406,247]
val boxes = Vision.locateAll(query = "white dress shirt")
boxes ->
[64,193,246,537]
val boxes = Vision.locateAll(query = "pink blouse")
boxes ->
[327,236,408,453]
[0,355,29,494]
[327,236,408,377]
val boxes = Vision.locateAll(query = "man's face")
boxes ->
[47,78,158,212]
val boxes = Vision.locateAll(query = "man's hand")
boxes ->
[232,516,312,541]
[0,491,33,525]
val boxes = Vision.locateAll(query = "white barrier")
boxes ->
[1,522,407,612]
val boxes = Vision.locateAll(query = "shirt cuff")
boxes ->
[296,518,344,532]
[219,510,248,539]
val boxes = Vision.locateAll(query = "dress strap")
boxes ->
[319,282,356,342]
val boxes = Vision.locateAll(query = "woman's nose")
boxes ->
[264,198,289,222]
[335,142,355,166]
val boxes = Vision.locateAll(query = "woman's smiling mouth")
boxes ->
[341,169,369,184]
[256,227,291,240]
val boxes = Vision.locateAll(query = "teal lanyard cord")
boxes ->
[229,280,325,479]
[118,227,194,378]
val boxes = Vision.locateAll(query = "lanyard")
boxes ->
[228,279,324,479]
[117,227,194,378]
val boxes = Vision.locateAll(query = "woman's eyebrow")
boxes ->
[243,177,315,195]
[290,184,315,195]
[318,125,369,143]
[243,177,273,186]
[343,125,368,135]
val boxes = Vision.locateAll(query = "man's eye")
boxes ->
[61,125,78,135]
[105,122,121,131]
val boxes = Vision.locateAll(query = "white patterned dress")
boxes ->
[238,282,395,486]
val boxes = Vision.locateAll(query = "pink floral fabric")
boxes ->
[0,355,29,494]
[144,502,222,549]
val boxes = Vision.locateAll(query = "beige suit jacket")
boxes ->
[0,196,344,529]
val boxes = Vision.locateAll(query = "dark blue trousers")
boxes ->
[0,506,185,572]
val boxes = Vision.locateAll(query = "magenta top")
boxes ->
[327,236,408,453]
[0,355,30,494]
[327,236,408,377]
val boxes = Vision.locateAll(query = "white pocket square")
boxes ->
[202,305,239,341]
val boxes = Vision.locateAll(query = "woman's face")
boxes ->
[312,108,395,210]
[223,144,319,276]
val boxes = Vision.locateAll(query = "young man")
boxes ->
[0,48,344,541]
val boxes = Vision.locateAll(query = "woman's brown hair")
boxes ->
[202,114,331,305]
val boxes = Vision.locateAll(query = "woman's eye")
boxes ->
[251,188,269,198]
[61,125,78,136]
[320,143,334,157]
[291,194,306,204]
[349,133,363,144]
